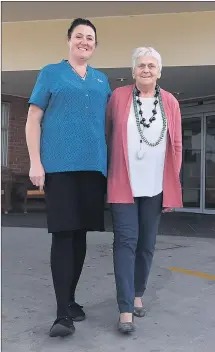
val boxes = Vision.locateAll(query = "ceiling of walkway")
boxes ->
[2,1,215,22]
[2,66,215,101]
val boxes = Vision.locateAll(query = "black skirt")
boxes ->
[44,171,106,233]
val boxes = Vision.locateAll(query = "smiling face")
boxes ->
[68,24,96,62]
[133,55,161,88]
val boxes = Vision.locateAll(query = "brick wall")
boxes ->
[2,94,29,174]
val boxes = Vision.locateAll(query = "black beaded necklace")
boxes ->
[132,85,167,159]
[135,85,159,128]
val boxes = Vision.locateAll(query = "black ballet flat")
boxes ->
[117,318,135,334]
[134,306,146,318]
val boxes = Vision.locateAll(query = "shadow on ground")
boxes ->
[2,211,215,238]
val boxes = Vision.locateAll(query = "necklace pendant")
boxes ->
[136,144,144,160]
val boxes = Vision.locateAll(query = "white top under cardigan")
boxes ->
[127,97,167,198]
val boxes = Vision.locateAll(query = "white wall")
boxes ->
[2,11,215,71]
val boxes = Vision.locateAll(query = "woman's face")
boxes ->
[133,55,161,87]
[68,24,96,61]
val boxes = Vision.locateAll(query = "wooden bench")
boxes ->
[23,188,45,214]
[1,184,12,214]
[1,167,14,214]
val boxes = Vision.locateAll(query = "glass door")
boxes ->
[203,113,215,213]
[181,116,203,211]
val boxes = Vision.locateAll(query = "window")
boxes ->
[1,103,10,167]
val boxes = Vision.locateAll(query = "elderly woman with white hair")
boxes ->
[106,47,183,333]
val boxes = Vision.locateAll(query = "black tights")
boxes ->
[50,230,87,318]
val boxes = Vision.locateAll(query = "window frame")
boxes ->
[1,102,10,167]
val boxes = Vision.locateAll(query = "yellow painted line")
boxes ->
[168,267,215,280]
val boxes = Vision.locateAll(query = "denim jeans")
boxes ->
[111,192,162,313]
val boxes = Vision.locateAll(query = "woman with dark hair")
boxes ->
[26,18,111,337]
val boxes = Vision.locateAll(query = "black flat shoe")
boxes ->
[117,319,135,334]
[49,316,75,337]
[68,302,86,322]
[134,306,146,318]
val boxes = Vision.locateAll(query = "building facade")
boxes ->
[1,2,215,213]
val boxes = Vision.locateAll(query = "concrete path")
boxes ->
[2,227,215,352]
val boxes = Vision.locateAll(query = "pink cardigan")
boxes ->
[106,84,183,208]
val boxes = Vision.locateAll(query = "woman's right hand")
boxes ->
[29,162,45,191]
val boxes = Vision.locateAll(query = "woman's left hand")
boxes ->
[162,207,174,213]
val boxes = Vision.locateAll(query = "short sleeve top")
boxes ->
[29,60,112,176]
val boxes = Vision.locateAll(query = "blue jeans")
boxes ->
[111,192,162,313]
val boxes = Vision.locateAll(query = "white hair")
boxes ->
[132,47,162,72]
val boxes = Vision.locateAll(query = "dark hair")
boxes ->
[67,18,97,45]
